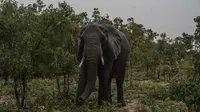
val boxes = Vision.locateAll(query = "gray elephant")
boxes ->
[75,23,130,107]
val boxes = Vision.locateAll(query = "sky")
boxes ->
[16,0,200,38]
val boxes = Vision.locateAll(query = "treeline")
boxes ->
[0,0,200,111]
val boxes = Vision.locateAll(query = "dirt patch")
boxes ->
[0,95,10,105]
[123,80,170,112]
[124,99,139,112]
[139,80,169,86]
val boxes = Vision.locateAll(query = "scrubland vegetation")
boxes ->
[0,0,200,112]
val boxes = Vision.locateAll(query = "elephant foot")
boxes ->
[75,99,85,106]
[98,100,103,106]
[117,101,126,107]
[75,102,84,107]
[98,100,112,106]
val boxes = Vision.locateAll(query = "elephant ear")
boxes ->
[76,26,87,62]
[104,25,122,60]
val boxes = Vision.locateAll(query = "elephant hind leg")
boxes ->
[115,73,126,107]
[108,76,112,103]
[112,58,128,107]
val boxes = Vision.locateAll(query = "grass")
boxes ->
[0,73,188,112]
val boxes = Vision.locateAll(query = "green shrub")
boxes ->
[148,85,169,101]
[26,79,56,110]
[169,69,200,112]
[139,100,187,112]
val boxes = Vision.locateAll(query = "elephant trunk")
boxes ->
[78,55,98,104]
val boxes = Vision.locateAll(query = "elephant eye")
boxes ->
[101,37,108,45]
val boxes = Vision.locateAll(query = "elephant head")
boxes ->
[76,23,122,104]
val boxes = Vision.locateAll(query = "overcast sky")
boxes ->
[16,0,200,38]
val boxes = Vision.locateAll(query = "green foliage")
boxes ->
[169,57,200,111]
[169,70,200,111]
[138,100,188,112]
[27,79,56,107]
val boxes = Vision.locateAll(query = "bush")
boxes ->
[25,79,56,110]
[169,66,200,112]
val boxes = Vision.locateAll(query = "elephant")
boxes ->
[75,23,130,107]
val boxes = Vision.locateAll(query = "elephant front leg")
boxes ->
[98,74,112,105]
[116,76,126,107]
[98,74,104,105]
[76,66,87,106]
[98,61,113,105]
[107,77,112,103]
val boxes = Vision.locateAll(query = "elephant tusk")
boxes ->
[100,55,104,65]
[78,57,85,68]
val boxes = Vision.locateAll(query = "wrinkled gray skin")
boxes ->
[75,23,130,107]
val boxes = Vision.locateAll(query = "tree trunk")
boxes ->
[14,76,20,106]
[56,76,60,94]
[186,103,192,112]
[157,69,160,80]
[168,72,171,81]
[63,73,66,98]
[21,70,27,108]
[66,72,70,98]
[3,71,8,85]
[129,55,133,86]
[145,57,149,77]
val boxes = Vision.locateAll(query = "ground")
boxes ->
[124,99,139,112]
[0,78,187,112]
